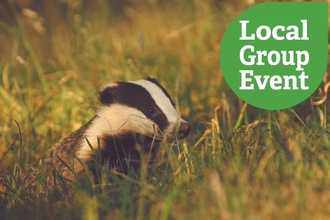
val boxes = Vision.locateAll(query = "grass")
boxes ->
[0,0,330,219]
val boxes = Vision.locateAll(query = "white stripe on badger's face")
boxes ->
[130,79,180,125]
[131,79,188,142]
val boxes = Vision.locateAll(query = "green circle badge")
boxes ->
[220,2,328,110]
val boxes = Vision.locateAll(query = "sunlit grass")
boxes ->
[0,0,329,219]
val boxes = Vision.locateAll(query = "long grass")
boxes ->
[1,0,330,219]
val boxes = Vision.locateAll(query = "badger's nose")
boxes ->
[178,121,191,139]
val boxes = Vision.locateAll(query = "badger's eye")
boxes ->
[147,107,155,114]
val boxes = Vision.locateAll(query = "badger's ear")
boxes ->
[99,83,118,105]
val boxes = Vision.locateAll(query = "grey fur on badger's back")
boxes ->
[25,77,191,192]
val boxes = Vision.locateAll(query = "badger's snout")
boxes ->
[163,120,191,142]
[178,121,191,139]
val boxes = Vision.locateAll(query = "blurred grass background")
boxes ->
[0,0,329,219]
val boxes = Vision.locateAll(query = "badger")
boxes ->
[24,77,190,193]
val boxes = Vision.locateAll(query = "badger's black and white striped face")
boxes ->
[90,77,190,144]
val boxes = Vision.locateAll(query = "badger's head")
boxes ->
[96,77,191,143]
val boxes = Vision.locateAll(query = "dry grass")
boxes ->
[0,0,329,219]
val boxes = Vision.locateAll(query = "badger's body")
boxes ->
[24,77,190,193]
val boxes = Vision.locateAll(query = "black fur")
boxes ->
[88,133,160,181]
[99,80,170,132]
